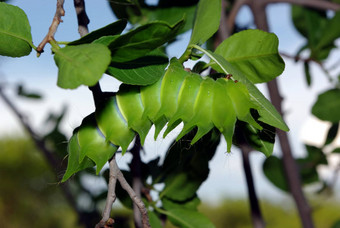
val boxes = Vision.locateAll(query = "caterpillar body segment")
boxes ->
[95,58,260,154]
[62,114,117,181]
[63,58,263,180]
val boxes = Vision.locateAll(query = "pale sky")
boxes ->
[1,0,339,204]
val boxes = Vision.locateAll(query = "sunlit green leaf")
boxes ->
[214,29,285,83]
[54,43,111,89]
[312,88,340,122]
[137,6,196,33]
[189,0,221,45]
[0,2,32,57]
[165,208,216,228]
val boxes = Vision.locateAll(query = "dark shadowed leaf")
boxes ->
[312,89,340,122]
[159,130,220,201]
[233,116,275,157]
[16,84,42,99]
[332,148,340,153]
[304,61,312,86]
[68,19,127,45]
[162,196,200,211]
[324,123,339,145]
[108,20,184,62]
[0,3,32,57]
[263,156,289,192]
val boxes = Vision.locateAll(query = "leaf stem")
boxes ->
[191,44,236,81]
[178,47,192,64]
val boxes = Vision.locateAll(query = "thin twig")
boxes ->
[72,1,149,226]
[36,0,65,54]
[117,160,151,228]
[240,145,265,228]
[130,135,143,228]
[95,156,119,228]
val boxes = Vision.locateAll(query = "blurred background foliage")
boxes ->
[1,138,340,228]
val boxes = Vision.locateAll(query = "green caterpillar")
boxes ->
[62,58,263,181]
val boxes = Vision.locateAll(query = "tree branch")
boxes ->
[249,1,315,227]
[36,0,65,54]
[227,0,250,34]
[263,0,340,11]
[240,145,265,228]
[72,1,150,226]
[130,135,143,228]
[95,156,119,228]
[117,159,151,228]
[74,0,90,37]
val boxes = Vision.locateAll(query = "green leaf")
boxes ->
[0,2,32,57]
[189,0,221,45]
[198,48,289,131]
[137,6,196,34]
[312,89,340,122]
[165,208,216,228]
[233,117,275,157]
[332,148,340,153]
[61,133,95,182]
[148,211,163,228]
[16,84,42,99]
[68,19,127,45]
[325,123,339,145]
[108,20,184,62]
[54,43,111,89]
[303,61,312,86]
[92,35,119,46]
[292,6,327,47]
[162,196,200,211]
[160,130,220,201]
[214,29,285,83]
[107,49,168,85]
[316,12,340,52]
[331,220,340,228]
[263,156,289,192]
